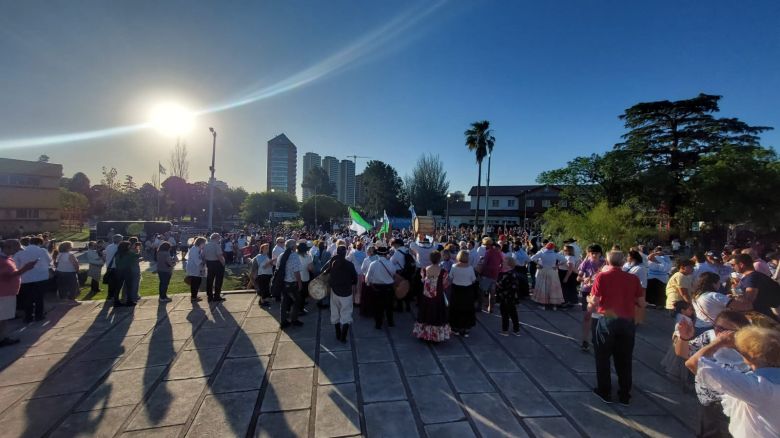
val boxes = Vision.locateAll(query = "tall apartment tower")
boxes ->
[322,156,340,197]
[301,152,321,200]
[339,159,356,206]
[354,173,366,206]
[266,133,297,196]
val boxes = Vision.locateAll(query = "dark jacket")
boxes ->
[325,255,357,297]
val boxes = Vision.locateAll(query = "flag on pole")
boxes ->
[159,162,167,175]
[348,207,372,235]
[378,210,390,236]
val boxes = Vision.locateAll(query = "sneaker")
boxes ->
[191,297,203,303]
[580,341,590,352]
[452,331,461,336]
[618,397,630,407]
[462,331,470,338]
[499,331,509,336]
[512,330,521,337]
[593,389,612,404]
[159,297,172,303]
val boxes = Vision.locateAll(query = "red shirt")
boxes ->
[481,248,503,280]
[0,255,22,297]
[591,266,643,319]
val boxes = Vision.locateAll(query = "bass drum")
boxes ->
[413,216,436,235]
[309,274,330,300]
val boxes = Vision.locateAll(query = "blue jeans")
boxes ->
[158,271,172,298]
[593,317,635,401]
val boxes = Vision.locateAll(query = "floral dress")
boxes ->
[413,268,452,342]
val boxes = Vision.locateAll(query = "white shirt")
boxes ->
[390,247,408,271]
[186,246,204,277]
[647,256,671,282]
[513,249,530,267]
[104,243,118,268]
[298,253,313,282]
[449,264,476,286]
[561,255,581,272]
[698,358,780,438]
[238,237,247,248]
[626,264,648,289]
[530,249,566,270]
[468,249,479,267]
[695,262,719,277]
[693,292,732,328]
[224,241,234,252]
[361,255,378,276]
[14,244,51,283]
[253,254,273,276]
[56,253,78,272]
[366,258,396,285]
[280,251,302,282]
[272,244,285,262]
[410,241,434,268]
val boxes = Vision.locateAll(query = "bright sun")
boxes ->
[148,102,195,137]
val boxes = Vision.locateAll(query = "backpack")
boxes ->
[399,251,416,280]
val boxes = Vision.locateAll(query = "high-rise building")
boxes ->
[339,159,356,206]
[302,152,321,200]
[322,156,340,197]
[355,173,366,206]
[266,134,297,196]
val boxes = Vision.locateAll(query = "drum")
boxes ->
[309,274,329,300]
[394,277,410,299]
[413,216,436,235]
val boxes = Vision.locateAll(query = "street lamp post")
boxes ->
[313,185,319,232]
[484,149,492,234]
[269,188,275,225]
[208,127,217,232]
[445,193,451,231]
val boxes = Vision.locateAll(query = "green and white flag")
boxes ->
[378,210,390,236]
[348,207,372,235]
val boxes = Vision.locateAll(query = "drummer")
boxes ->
[366,245,397,329]
[323,246,357,343]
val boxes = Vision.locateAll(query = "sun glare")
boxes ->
[148,102,195,137]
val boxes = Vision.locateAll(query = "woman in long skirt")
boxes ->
[448,250,477,337]
[413,251,451,342]
[529,242,565,310]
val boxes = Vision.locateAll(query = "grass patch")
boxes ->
[52,229,90,242]
[78,267,249,301]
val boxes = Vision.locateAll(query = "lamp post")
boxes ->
[445,193,451,231]
[269,188,275,225]
[313,185,319,232]
[484,149,492,234]
[207,127,217,232]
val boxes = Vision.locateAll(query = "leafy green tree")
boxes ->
[68,172,91,197]
[161,176,189,220]
[300,195,347,227]
[361,160,406,217]
[240,191,298,224]
[302,167,335,197]
[138,183,159,219]
[465,120,495,225]
[60,188,88,220]
[542,201,655,250]
[616,93,771,219]
[404,154,450,215]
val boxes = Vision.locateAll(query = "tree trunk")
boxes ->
[474,161,482,229]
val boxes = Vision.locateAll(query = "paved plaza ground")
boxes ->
[0,292,699,437]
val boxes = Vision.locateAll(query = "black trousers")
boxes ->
[499,301,519,332]
[514,267,530,298]
[699,402,730,438]
[205,261,225,298]
[20,280,46,320]
[189,276,202,299]
[646,278,666,307]
[593,317,636,400]
[280,282,301,323]
[107,270,118,300]
[373,284,395,328]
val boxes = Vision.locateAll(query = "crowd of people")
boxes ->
[1,224,779,437]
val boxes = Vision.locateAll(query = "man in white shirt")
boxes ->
[271,237,286,263]
[278,239,303,328]
[103,234,122,301]
[366,246,397,329]
[14,236,52,322]
[409,235,434,269]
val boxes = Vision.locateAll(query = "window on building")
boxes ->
[491,199,499,208]
[542,200,551,208]
[525,199,535,208]
[507,199,516,207]
[16,209,40,219]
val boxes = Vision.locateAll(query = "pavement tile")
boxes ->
[0,383,34,415]
[211,356,269,393]
[74,335,144,362]
[21,332,98,357]
[439,356,494,393]
[407,374,464,424]
[460,392,529,438]
[355,336,394,363]
[166,347,223,380]
[467,344,520,373]
[242,316,282,334]
[254,409,310,438]
[628,414,695,437]
[0,392,83,437]
[28,358,116,399]
[51,405,135,438]
[490,372,560,417]
[318,350,355,385]
[549,391,642,437]
[143,322,198,343]
[350,316,387,339]
[76,365,167,411]
[523,417,580,438]
[273,340,315,369]
[167,309,206,325]
[278,320,318,342]
[425,421,478,438]
[201,307,242,328]
[121,425,182,438]
[358,362,406,403]
[364,400,420,438]
[430,337,470,357]
[319,327,352,352]
[0,353,68,386]
[394,341,441,377]
[315,383,360,437]
[186,390,259,437]
[126,377,208,430]
[644,391,700,432]
[515,357,587,391]
[116,339,186,370]
[261,367,314,412]
[228,332,278,357]
[184,326,236,350]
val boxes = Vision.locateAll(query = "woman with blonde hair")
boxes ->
[55,241,80,300]
[449,250,477,337]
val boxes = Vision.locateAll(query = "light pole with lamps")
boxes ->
[268,188,275,225]
[483,149,492,234]
[445,193,451,231]
[207,127,217,232]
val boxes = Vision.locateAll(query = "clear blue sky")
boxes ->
[1,0,778,197]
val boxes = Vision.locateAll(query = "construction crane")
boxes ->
[346,155,370,206]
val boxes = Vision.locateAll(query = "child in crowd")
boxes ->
[496,256,521,336]
[661,300,695,385]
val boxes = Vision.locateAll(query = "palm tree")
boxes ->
[464,121,495,230]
